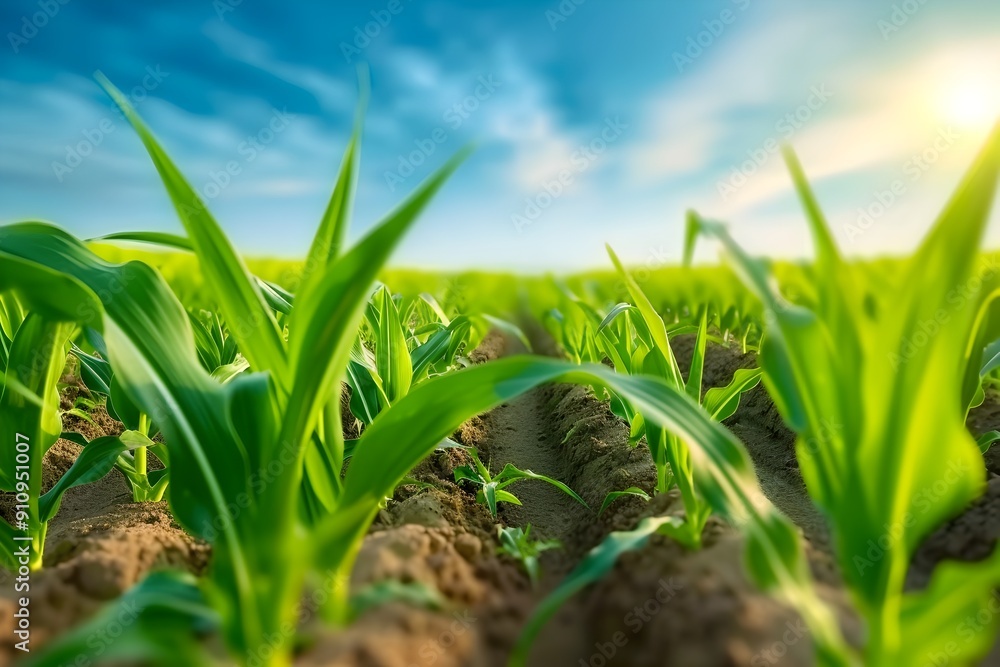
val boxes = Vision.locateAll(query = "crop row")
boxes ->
[2,78,1000,666]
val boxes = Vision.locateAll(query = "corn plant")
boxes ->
[0,310,134,570]
[68,315,249,504]
[453,447,589,518]
[588,254,762,548]
[345,285,475,425]
[686,126,1000,666]
[64,331,171,502]
[346,284,529,426]
[497,524,560,587]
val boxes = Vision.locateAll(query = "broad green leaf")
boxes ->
[703,367,764,421]
[38,435,128,522]
[976,430,1000,454]
[23,571,217,667]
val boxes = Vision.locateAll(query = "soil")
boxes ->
[7,330,1000,666]
[0,401,209,665]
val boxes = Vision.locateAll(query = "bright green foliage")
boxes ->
[1,71,471,665]
[686,126,1000,666]
[543,285,603,365]
[453,447,589,518]
[497,524,561,587]
[346,287,479,424]
[21,571,216,667]
[68,331,170,502]
[597,250,762,549]
[0,313,129,570]
[346,285,530,427]
[0,73,904,667]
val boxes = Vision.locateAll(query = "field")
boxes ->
[3,79,1000,667]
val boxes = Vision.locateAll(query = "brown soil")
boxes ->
[0,402,208,665]
[312,331,852,666]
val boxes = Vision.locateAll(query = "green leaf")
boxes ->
[97,75,289,391]
[513,516,684,664]
[976,430,1000,454]
[38,435,127,522]
[494,463,590,511]
[482,482,499,516]
[606,244,684,388]
[277,147,472,509]
[685,306,708,401]
[23,571,216,667]
[95,232,295,315]
[703,367,764,421]
[298,71,367,288]
[70,344,112,396]
[481,314,532,352]
[375,286,413,405]
[598,486,651,516]
[350,580,445,619]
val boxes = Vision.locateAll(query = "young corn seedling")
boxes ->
[0,308,137,570]
[66,332,169,502]
[346,284,529,426]
[497,524,561,587]
[686,125,1000,666]
[592,255,762,548]
[345,285,475,425]
[453,447,589,518]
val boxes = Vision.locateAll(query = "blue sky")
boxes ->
[1,0,999,271]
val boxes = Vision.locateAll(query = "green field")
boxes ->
[4,77,1000,667]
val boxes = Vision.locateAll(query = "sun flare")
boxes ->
[939,74,1000,132]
